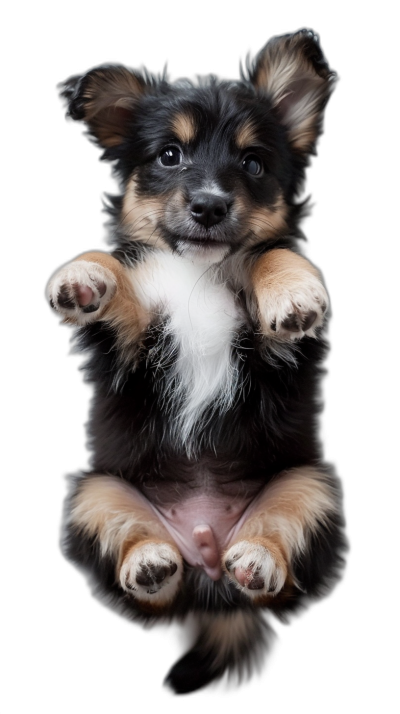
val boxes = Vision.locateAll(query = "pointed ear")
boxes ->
[249,29,336,154]
[60,65,151,148]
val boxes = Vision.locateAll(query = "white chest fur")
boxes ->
[131,252,244,443]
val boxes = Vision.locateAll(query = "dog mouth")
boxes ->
[170,232,233,263]
[185,235,227,248]
[177,236,231,259]
[161,221,234,252]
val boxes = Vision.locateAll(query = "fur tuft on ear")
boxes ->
[60,65,152,148]
[248,29,336,154]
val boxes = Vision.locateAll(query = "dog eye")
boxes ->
[242,154,263,176]
[159,146,182,167]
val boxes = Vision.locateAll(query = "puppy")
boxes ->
[48,29,346,693]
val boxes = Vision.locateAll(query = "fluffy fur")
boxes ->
[48,29,346,693]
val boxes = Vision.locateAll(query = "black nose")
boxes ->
[190,193,228,228]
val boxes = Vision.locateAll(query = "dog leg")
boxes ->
[68,475,183,611]
[251,249,328,340]
[223,466,342,603]
[47,251,148,340]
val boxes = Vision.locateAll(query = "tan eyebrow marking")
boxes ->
[170,112,197,144]
[236,121,258,149]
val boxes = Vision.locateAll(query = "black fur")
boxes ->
[52,29,346,692]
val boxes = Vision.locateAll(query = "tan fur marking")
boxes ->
[231,194,288,245]
[70,476,173,561]
[199,610,262,664]
[122,178,168,249]
[82,68,143,118]
[252,248,319,291]
[236,121,258,149]
[290,115,318,151]
[236,466,337,559]
[82,68,144,148]
[171,112,197,144]
[248,195,288,240]
[252,33,331,152]
[121,538,181,568]
[254,51,320,99]
[253,37,326,104]
[250,248,328,338]
[73,251,149,348]
[224,466,337,603]
[73,250,127,278]
[251,248,320,329]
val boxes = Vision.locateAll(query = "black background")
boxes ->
[32,9,373,711]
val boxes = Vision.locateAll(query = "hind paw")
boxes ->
[224,540,287,598]
[48,260,116,325]
[120,541,183,605]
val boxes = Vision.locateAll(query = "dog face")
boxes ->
[119,82,291,261]
[61,30,335,261]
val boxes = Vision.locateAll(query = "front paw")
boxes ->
[260,274,328,340]
[47,260,116,325]
[224,540,287,599]
[119,541,183,606]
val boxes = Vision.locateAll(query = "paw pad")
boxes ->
[120,542,182,604]
[48,261,116,325]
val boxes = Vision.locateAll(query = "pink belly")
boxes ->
[151,494,259,580]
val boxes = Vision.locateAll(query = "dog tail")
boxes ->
[164,609,271,694]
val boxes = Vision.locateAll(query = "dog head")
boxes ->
[61,29,335,262]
